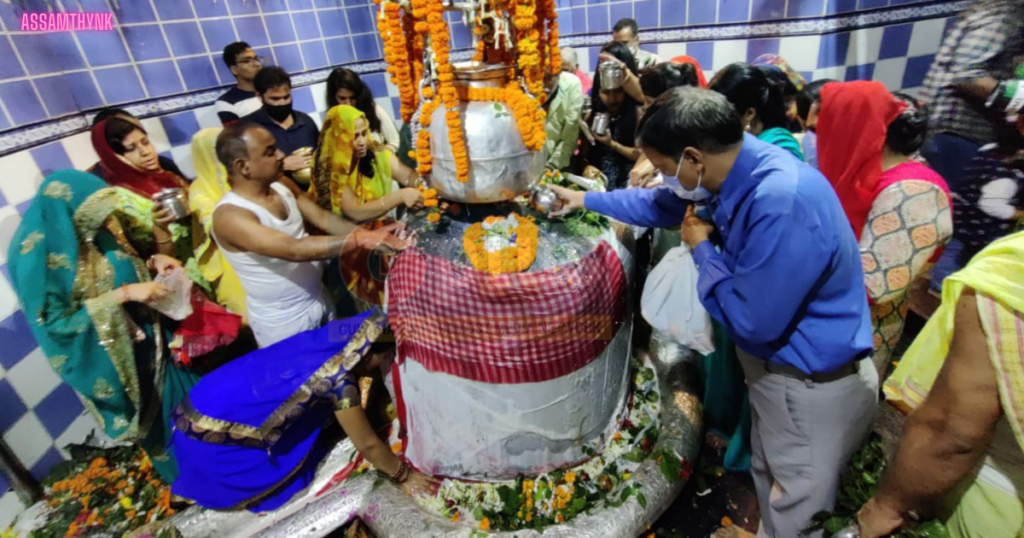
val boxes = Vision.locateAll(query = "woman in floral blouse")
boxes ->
[818,81,953,377]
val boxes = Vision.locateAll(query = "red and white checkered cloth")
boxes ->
[387,241,627,384]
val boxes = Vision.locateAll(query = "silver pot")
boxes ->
[529,185,564,213]
[426,62,547,204]
[598,62,626,90]
[592,112,611,137]
[153,188,190,220]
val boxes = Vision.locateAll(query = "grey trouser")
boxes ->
[737,349,879,538]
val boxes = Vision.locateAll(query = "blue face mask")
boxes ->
[662,158,712,203]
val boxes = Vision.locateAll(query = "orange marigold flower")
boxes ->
[479,517,491,530]
[721,516,734,527]
[426,212,441,223]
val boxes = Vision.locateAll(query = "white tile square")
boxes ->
[712,39,748,71]
[0,268,19,321]
[311,111,324,131]
[0,151,43,206]
[55,412,107,459]
[846,27,884,66]
[3,412,52,469]
[814,66,848,82]
[310,81,329,112]
[656,43,687,60]
[576,49,592,76]
[872,57,909,92]
[194,106,222,130]
[374,96,396,127]
[907,18,947,58]
[0,492,26,530]
[170,145,195,180]
[140,117,172,154]
[778,35,822,73]
[59,131,100,171]
[0,205,22,267]
[6,349,61,409]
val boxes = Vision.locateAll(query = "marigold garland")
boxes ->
[462,213,539,274]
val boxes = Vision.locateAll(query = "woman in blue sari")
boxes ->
[171,311,437,511]
[8,170,200,482]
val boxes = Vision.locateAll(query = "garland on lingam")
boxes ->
[374,0,561,182]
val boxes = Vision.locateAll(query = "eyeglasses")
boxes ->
[236,56,267,66]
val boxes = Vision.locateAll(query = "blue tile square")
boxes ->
[214,55,237,84]
[293,11,322,39]
[451,22,472,50]
[160,111,201,147]
[557,8,574,34]
[879,23,913,60]
[292,86,316,113]
[344,0,366,6]
[61,72,104,110]
[391,96,402,118]
[788,0,825,17]
[45,32,87,71]
[234,16,270,47]
[273,43,305,72]
[0,263,9,283]
[0,466,9,493]
[751,0,785,20]
[178,56,220,90]
[76,30,131,67]
[859,0,888,8]
[747,38,780,62]
[122,25,171,62]
[227,0,261,15]
[34,76,78,117]
[95,65,146,104]
[351,33,381,61]
[290,0,315,9]
[817,32,851,69]
[253,46,274,66]
[346,6,375,34]
[325,36,355,64]
[686,41,714,72]
[138,61,184,97]
[316,0,343,6]
[0,81,46,126]
[689,0,716,24]
[571,7,587,35]
[300,41,329,69]
[165,22,207,57]
[319,8,350,37]
[362,72,388,99]
[0,185,6,206]
[30,141,74,175]
[202,19,239,55]
[889,0,922,3]
[31,447,67,482]
[35,384,83,439]
[586,5,609,34]
[10,34,59,76]
[826,0,858,14]
[570,0,585,7]
[193,0,229,18]
[653,0,680,28]
[0,1,24,31]
[154,0,195,20]
[0,378,27,433]
[718,0,750,22]
[113,1,157,24]
[845,63,874,81]
[16,199,32,215]
[609,3,632,29]
[0,311,37,371]
[265,13,298,44]
[903,54,935,88]
[259,0,292,12]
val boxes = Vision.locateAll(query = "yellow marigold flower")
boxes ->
[479,517,491,531]
[119,497,133,509]
[564,472,576,484]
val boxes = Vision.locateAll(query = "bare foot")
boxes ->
[710,526,755,538]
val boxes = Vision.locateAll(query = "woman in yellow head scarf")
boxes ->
[310,105,424,220]
[189,127,247,322]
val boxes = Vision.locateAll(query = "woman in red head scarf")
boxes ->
[669,55,707,88]
[91,117,188,196]
[817,81,953,377]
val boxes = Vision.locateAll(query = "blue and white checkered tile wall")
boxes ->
[0,0,965,525]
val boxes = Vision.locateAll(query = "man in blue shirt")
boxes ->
[552,87,877,537]
[241,66,319,188]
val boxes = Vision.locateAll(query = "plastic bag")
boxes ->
[150,266,194,321]
[640,244,715,355]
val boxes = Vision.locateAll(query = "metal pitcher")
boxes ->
[153,188,190,220]
[598,62,625,90]
[591,112,610,137]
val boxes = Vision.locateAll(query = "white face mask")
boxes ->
[662,157,712,202]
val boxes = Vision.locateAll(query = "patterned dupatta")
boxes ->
[7,170,163,443]
[310,105,392,214]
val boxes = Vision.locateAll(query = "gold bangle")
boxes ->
[155,236,173,245]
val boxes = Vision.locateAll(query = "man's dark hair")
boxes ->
[613,18,639,36]
[216,122,259,170]
[709,62,789,130]
[637,87,744,160]
[886,92,930,156]
[92,107,131,127]
[222,41,252,68]
[254,66,291,95]
[640,62,699,99]
[104,117,145,155]
[796,79,834,122]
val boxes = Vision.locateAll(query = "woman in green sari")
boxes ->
[7,170,200,483]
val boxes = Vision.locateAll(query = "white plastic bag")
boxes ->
[150,267,194,321]
[640,244,715,355]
